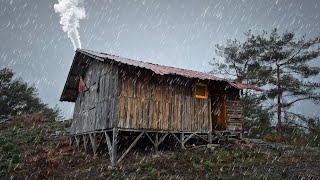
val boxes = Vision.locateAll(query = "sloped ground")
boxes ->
[1,115,320,179]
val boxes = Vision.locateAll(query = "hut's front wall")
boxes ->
[70,61,119,134]
[118,68,211,132]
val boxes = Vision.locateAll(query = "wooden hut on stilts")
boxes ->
[60,49,260,166]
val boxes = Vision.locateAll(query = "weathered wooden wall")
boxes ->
[209,83,243,132]
[70,60,119,134]
[226,97,243,132]
[118,68,212,132]
[70,60,243,134]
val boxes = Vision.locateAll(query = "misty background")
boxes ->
[0,0,319,119]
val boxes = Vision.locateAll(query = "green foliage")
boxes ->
[0,68,61,120]
[204,160,214,171]
[305,117,320,147]
[242,95,272,137]
[0,137,21,177]
[0,117,57,177]
[212,29,320,143]
[192,163,201,172]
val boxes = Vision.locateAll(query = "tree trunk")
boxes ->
[276,64,282,130]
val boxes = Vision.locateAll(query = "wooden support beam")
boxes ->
[180,133,186,149]
[104,131,112,157]
[194,133,210,142]
[158,133,168,145]
[83,135,88,152]
[111,128,118,167]
[208,132,213,144]
[89,133,97,155]
[154,133,159,153]
[117,131,144,164]
[95,133,104,152]
[69,136,73,147]
[146,132,168,153]
[75,135,80,150]
[171,133,181,143]
[183,133,196,144]
[145,132,155,146]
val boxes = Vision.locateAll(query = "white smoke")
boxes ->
[54,0,86,50]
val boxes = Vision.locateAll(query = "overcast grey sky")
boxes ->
[0,0,319,118]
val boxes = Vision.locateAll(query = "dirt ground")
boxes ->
[1,116,320,179]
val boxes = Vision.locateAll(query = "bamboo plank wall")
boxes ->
[226,99,243,131]
[70,61,119,134]
[118,68,211,132]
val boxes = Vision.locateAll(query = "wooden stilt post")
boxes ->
[145,132,156,153]
[180,133,186,149]
[75,135,80,150]
[89,133,97,155]
[155,133,159,153]
[146,132,168,154]
[111,128,118,167]
[104,131,112,159]
[208,131,213,144]
[83,135,88,152]
[69,136,73,147]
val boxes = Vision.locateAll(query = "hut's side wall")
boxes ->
[70,60,119,134]
[209,83,243,132]
[117,68,211,132]
[226,90,243,131]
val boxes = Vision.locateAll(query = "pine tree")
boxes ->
[212,31,273,136]
[212,29,320,133]
[257,29,320,128]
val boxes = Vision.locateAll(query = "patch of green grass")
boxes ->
[204,160,214,171]
[0,125,47,177]
[0,134,21,177]
[140,163,158,179]
[146,166,157,178]
[104,169,120,179]
[192,163,201,172]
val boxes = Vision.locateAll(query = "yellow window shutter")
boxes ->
[194,83,208,99]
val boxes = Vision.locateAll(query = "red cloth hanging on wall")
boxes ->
[78,76,87,92]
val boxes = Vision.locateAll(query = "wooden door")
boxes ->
[211,94,227,130]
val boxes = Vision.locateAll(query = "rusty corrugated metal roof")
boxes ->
[60,49,262,102]
[80,49,224,80]
[79,49,262,90]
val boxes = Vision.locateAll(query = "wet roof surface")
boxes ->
[80,49,225,81]
[60,49,261,102]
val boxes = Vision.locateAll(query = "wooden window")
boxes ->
[194,83,208,99]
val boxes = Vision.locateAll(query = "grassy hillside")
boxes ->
[1,114,320,179]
